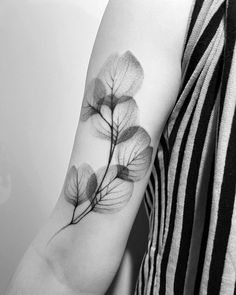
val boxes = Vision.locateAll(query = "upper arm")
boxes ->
[88,0,191,136]
[6,1,193,295]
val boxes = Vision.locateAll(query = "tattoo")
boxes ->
[48,51,153,243]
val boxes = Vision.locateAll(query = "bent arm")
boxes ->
[5,1,192,294]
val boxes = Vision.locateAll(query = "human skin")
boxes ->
[5,1,193,294]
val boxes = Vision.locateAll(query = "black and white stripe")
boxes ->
[135,0,236,294]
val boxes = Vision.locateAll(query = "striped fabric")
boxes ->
[135,0,236,294]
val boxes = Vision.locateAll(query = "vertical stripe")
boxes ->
[182,0,214,72]
[166,37,223,294]
[173,53,223,294]
[200,2,236,292]
[161,25,224,293]
[183,0,204,53]
[182,3,224,88]
[148,162,161,295]
[183,98,219,295]
[218,0,236,122]
[194,147,216,294]
[135,1,236,294]
[207,11,236,287]
[159,104,197,294]
[159,136,169,246]
[207,109,236,294]
[169,30,218,147]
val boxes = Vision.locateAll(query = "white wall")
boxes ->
[0,1,148,293]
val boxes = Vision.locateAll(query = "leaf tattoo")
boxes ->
[47,164,97,243]
[92,165,134,214]
[116,127,153,182]
[64,164,97,218]
[97,51,144,98]
[48,51,153,243]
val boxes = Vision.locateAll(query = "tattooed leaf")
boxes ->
[64,164,97,207]
[117,126,139,144]
[77,164,97,202]
[81,78,107,121]
[117,127,153,181]
[86,173,98,201]
[94,165,134,213]
[117,165,130,181]
[64,166,78,206]
[91,98,139,142]
[81,51,143,124]
[96,165,118,193]
[113,98,139,142]
[98,51,144,98]
[91,105,112,140]
[98,95,132,111]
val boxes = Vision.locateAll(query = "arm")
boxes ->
[6,1,192,294]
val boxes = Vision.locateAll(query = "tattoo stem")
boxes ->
[47,223,72,245]
[73,90,116,224]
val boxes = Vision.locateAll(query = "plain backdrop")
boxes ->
[0,1,149,294]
